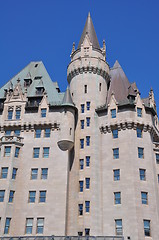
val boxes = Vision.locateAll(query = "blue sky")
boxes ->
[0,0,159,111]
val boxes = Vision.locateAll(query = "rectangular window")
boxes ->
[5,130,11,136]
[85,228,90,236]
[137,107,142,117]
[114,192,121,204]
[4,218,11,234]
[8,110,13,120]
[115,219,123,236]
[14,129,20,136]
[14,147,20,158]
[31,168,38,180]
[84,85,87,93]
[138,147,144,159]
[112,129,118,139]
[86,156,90,167]
[12,168,17,179]
[41,108,46,118]
[141,192,148,204]
[15,110,21,120]
[79,204,83,215]
[35,129,41,138]
[28,191,36,203]
[41,168,48,180]
[8,190,15,203]
[81,120,84,129]
[33,148,40,158]
[0,190,5,202]
[1,167,8,179]
[44,128,51,138]
[113,148,119,159]
[85,201,90,212]
[99,83,102,91]
[81,104,85,113]
[25,218,33,234]
[39,191,46,202]
[37,218,44,234]
[86,178,90,189]
[139,169,146,181]
[86,117,90,127]
[43,147,49,158]
[111,109,116,118]
[78,232,83,236]
[137,128,142,138]
[144,220,150,236]
[86,136,90,146]
[80,139,84,149]
[156,153,159,164]
[79,181,83,192]
[79,159,84,170]
[86,101,90,110]
[113,169,120,181]
[4,146,11,157]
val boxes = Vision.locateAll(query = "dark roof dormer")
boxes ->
[24,72,32,87]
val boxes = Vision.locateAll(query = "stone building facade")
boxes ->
[0,13,159,240]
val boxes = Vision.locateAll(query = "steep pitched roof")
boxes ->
[62,87,74,107]
[77,12,100,50]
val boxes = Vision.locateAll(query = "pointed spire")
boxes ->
[77,13,100,50]
[62,87,74,106]
[113,60,121,69]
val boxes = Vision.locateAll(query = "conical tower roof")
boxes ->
[62,87,74,106]
[77,12,100,50]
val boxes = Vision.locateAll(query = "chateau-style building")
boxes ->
[0,13,159,240]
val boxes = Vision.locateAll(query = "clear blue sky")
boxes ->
[0,0,159,111]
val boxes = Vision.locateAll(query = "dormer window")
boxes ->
[8,109,13,120]
[24,79,32,87]
[84,47,89,55]
[15,109,21,120]
[36,87,44,95]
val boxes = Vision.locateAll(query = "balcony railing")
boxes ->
[0,236,124,240]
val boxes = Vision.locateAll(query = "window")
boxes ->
[84,85,87,93]
[111,109,116,118]
[79,204,83,215]
[114,169,120,181]
[14,130,20,136]
[33,148,40,158]
[8,110,13,120]
[4,146,11,157]
[86,136,90,146]
[5,130,11,136]
[112,129,118,139]
[138,147,144,158]
[81,120,84,129]
[137,128,142,138]
[79,159,84,170]
[99,83,102,91]
[114,192,121,204]
[141,192,148,204]
[15,109,21,120]
[81,104,85,113]
[139,169,146,181]
[14,147,20,158]
[115,219,123,235]
[0,190,5,202]
[144,220,150,236]
[78,232,83,236]
[43,147,49,158]
[86,178,90,189]
[44,128,51,138]
[41,108,46,118]
[39,191,46,202]
[41,168,48,179]
[113,148,119,159]
[137,107,142,117]
[35,129,41,138]
[86,117,90,127]
[80,139,84,149]
[85,201,90,212]
[86,101,90,110]
[79,181,83,192]
[37,218,44,234]
[1,167,8,179]
[86,156,90,167]
[31,169,38,180]
[85,228,90,236]
[8,190,15,203]
[4,218,11,234]
[25,218,33,234]
[28,191,36,203]
[156,153,159,164]
[12,168,17,179]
